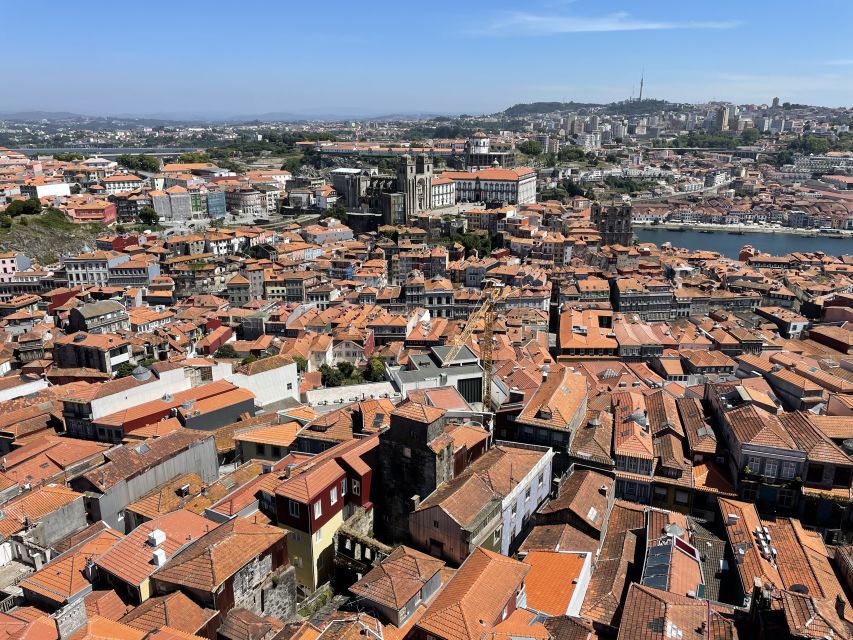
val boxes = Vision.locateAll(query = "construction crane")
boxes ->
[442,286,501,410]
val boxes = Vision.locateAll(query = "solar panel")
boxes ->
[642,574,669,590]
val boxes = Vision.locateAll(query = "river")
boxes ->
[635,227,853,260]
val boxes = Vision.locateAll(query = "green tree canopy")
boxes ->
[214,344,240,359]
[319,364,344,387]
[362,356,386,382]
[139,206,159,226]
[294,356,308,373]
[5,198,42,217]
[113,362,138,378]
[178,151,212,164]
[558,146,586,162]
[518,140,544,156]
[117,154,160,173]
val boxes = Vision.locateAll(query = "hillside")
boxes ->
[0,211,103,264]
[502,101,602,117]
[500,98,686,118]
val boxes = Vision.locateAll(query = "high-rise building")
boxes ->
[591,202,633,246]
[772,96,780,109]
[717,105,730,132]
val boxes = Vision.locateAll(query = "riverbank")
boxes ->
[637,222,853,238]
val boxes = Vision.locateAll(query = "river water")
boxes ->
[635,227,853,260]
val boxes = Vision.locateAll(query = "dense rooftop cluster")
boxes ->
[0,112,852,639]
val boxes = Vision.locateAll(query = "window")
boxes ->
[781,462,796,480]
[403,447,411,459]
[271,446,282,458]
[834,467,852,487]
[675,490,690,506]
[742,484,759,501]
[352,479,361,496]
[525,488,531,502]
[315,530,322,542]
[747,456,761,472]
[807,464,825,483]
[330,487,338,505]
[538,473,544,488]
[764,459,778,479]
[493,527,502,544]
[256,443,265,455]
[314,501,322,519]
[287,382,293,390]
[778,488,795,508]
[654,486,668,501]
[289,500,300,517]
[341,478,347,495]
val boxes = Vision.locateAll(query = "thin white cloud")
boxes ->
[482,11,738,35]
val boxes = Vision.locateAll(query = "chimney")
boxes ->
[84,557,96,581]
[411,494,420,510]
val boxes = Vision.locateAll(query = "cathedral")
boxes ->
[398,154,433,218]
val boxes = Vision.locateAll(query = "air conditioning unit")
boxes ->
[152,548,167,567]
[148,529,166,547]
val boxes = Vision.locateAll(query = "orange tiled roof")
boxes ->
[152,518,285,591]
[416,547,529,640]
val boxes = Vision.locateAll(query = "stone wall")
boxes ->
[261,564,298,622]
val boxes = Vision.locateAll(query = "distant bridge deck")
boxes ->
[12,147,200,157]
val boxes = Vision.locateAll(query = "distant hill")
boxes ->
[500,98,687,118]
[0,110,86,121]
[502,102,602,117]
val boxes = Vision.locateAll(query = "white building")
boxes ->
[444,167,537,205]
[430,176,456,208]
[100,173,145,195]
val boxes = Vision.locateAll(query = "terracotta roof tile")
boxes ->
[153,518,285,591]
[349,545,445,610]
[416,548,529,640]
[96,510,214,587]
[120,591,217,635]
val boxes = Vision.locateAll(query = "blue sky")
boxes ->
[3,0,853,117]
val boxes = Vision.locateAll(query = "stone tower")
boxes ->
[591,202,634,246]
[397,154,433,222]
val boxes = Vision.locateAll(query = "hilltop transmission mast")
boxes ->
[638,70,644,102]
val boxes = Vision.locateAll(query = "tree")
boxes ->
[518,140,544,156]
[740,128,760,145]
[336,361,356,380]
[559,146,586,162]
[178,151,211,164]
[113,362,138,378]
[0,215,10,229]
[281,156,304,174]
[5,198,42,217]
[214,344,240,359]
[53,152,84,161]
[362,356,386,382]
[117,154,160,173]
[294,356,308,373]
[319,364,344,387]
[139,206,159,226]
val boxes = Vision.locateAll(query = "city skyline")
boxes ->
[3,0,853,118]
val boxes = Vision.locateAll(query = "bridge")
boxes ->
[11,147,200,157]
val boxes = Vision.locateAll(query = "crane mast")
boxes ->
[442,286,500,411]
